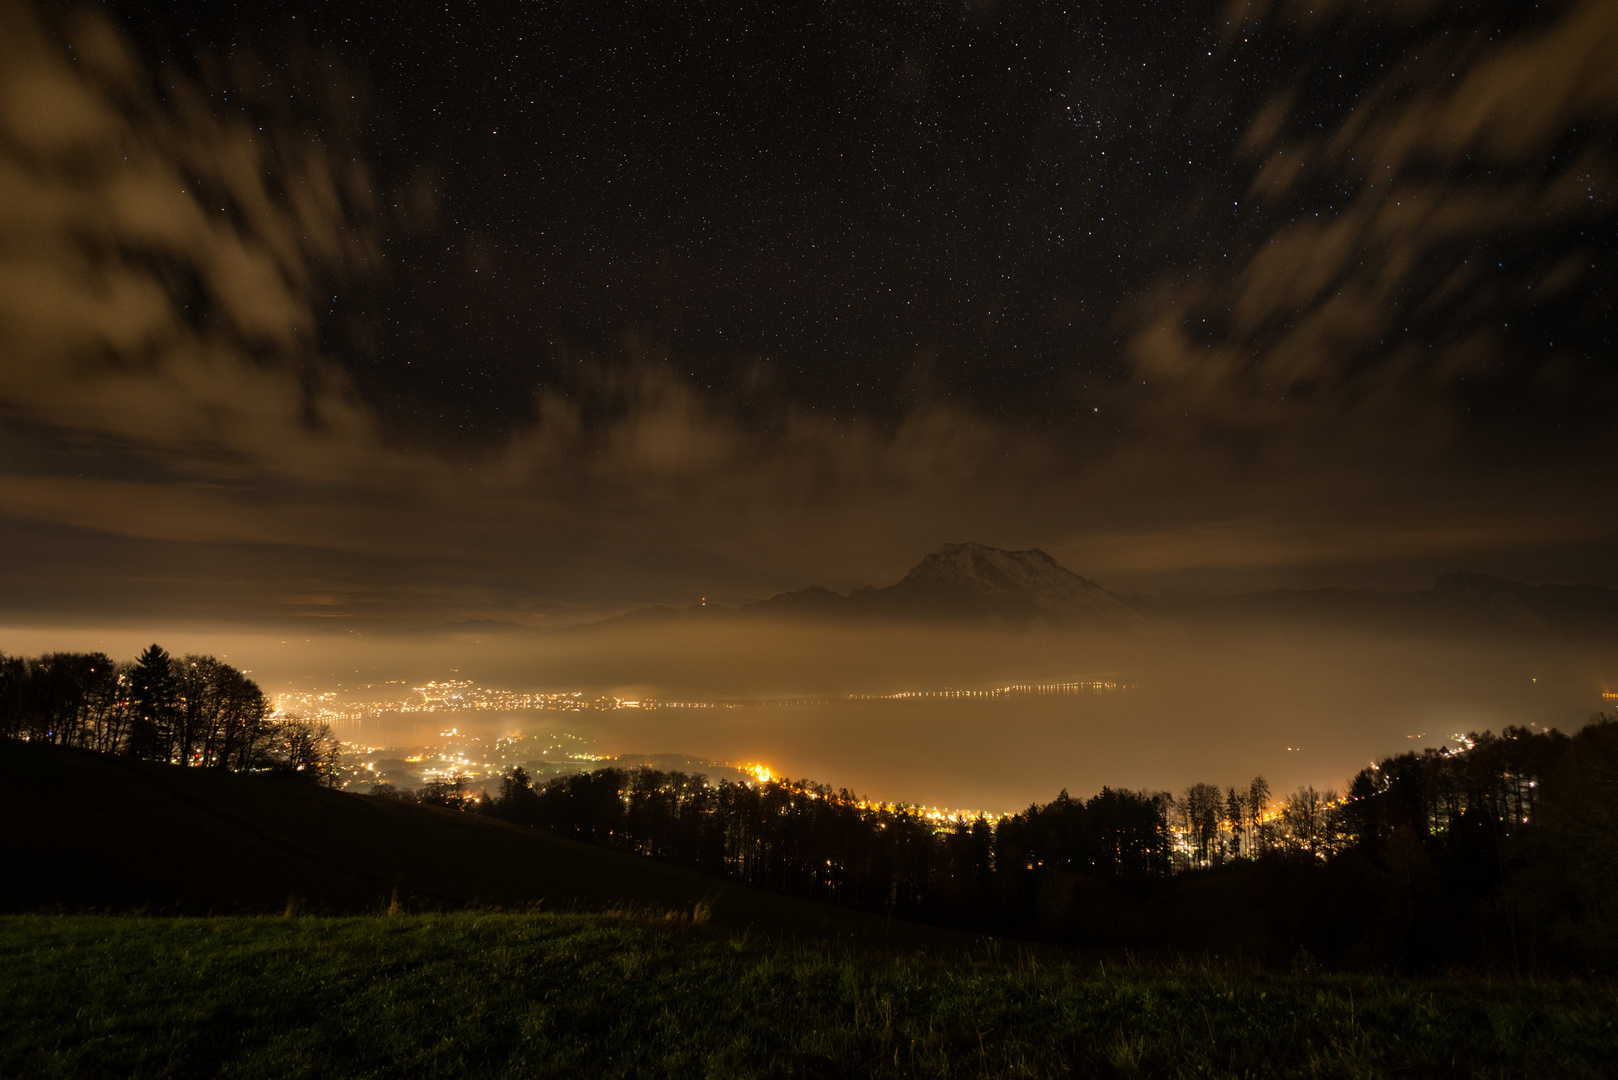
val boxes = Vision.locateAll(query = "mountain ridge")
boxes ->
[747,541,1141,627]
[569,545,1618,639]
[1127,570,1618,639]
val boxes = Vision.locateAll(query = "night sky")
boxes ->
[1,0,1615,628]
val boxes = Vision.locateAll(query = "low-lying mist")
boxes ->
[5,615,1609,812]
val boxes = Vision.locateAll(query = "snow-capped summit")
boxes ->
[748,541,1139,627]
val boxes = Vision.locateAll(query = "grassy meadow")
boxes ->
[3,912,1613,1079]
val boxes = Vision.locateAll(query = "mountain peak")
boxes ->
[746,541,1137,626]
[898,542,1098,596]
[887,542,1130,623]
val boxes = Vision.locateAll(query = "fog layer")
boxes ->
[6,616,1607,811]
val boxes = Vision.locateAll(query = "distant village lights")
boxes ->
[272,677,1129,728]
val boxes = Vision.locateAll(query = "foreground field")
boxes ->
[2,914,1613,1079]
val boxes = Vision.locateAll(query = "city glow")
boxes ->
[273,677,1128,730]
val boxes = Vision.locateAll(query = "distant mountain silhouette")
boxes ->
[573,545,1618,639]
[1132,571,1618,639]
[1425,572,1618,634]
[747,542,1141,627]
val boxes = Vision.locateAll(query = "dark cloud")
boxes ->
[1130,0,1617,449]
[0,0,1613,631]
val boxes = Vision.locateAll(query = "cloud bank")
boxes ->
[0,0,1614,628]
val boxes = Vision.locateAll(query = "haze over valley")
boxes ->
[9,543,1611,812]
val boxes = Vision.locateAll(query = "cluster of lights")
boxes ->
[279,677,1129,727]
[413,683,591,713]
[728,762,1008,821]
[856,680,1124,701]
[274,682,600,726]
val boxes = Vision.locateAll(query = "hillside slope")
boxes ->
[0,740,968,947]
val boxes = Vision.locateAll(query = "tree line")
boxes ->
[0,645,340,781]
[450,715,1613,970]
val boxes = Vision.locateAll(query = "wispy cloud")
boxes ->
[0,0,1613,625]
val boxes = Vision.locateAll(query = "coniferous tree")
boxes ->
[126,644,178,761]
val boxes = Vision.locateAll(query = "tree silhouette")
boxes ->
[127,644,178,761]
[270,718,342,784]
[1247,775,1273,856]
[1180,782,1223,868]
[1279,785,1335,859]
[1225,786,1244,860]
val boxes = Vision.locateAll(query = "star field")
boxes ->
[1,0,1613,624]
[109,0,1456,435]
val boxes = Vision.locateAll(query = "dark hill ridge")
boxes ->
[0,739,970,949]
[1427,571,1618,634]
